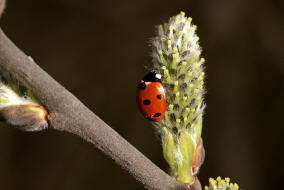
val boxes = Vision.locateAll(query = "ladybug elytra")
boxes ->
[136,71,166,121]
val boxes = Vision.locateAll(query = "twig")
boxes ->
[0,21,202,190]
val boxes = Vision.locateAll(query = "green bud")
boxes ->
[0,68,48,131]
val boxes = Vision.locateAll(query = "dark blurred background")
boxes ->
[0,0,283,189]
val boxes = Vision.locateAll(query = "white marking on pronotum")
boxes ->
[155,73,162,79]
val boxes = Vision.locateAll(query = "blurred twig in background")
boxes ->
[0,1,201,190]
[0,0,5,17]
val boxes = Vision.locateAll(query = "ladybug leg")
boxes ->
[138,80,146,90]
[192,138,205,176]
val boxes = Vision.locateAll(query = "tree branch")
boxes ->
[0,27,202,190]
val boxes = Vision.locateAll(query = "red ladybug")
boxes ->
[136,71,166,121]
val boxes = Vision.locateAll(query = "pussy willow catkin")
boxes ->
[150,12,205,184]
[0,69,48,131]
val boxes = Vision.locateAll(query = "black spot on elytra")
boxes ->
[143,99,151,105]
[154,113,161,117]
[157,94,162,99]
[138,81,146,90]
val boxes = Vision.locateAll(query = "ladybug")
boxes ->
[136,71,166,121]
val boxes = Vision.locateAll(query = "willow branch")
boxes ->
[0,28,202,190]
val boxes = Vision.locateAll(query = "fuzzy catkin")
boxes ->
[0,68,48,131]
[204,177,239,190]
[150,12,205,184]
[0,69,39,109]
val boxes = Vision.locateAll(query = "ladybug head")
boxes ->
[143,71,162,82]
